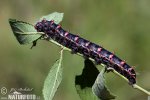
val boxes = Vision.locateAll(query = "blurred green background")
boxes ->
[0,0,150,100]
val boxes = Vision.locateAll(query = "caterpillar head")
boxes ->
[34,19,54,33]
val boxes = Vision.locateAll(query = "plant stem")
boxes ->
[133,84,150,96]
[48,39,150,96]
[112,69,150,96]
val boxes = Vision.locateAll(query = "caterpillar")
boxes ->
[34,19,136,84]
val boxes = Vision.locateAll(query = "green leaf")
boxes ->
[75,86,99,100]
[75,59,99,100]
[40,12,64,24]
[43,50,63,100]
[9,19,43,44]
[92,68,116,100]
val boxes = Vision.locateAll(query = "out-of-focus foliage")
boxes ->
[0,0,150,100]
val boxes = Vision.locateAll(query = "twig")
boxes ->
[110,66,150,96]
[133,84,150,96]
[47,39,150,96]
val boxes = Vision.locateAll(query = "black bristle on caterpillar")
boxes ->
[34,19,136,84]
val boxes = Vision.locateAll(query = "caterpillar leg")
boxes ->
[70,42,79,54]
[105,67,114,73]
[71,49,78,54]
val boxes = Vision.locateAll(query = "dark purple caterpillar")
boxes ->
[34,19,136,84]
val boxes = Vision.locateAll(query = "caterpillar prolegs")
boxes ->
[34,19,136,84]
